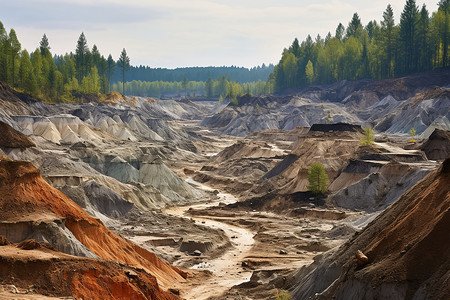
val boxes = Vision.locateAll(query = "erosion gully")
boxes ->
[164,178,255,300]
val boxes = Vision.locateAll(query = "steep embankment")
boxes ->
[0,159,186,291]
[291,157,450,299]
[0,238,178,300]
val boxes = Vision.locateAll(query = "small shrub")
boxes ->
[275,289,291,300]
[307,162,329,195]
[360,126,374,146]
[409,127,416,143]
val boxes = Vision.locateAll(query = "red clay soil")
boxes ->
[0,121,35,148]
[322,157,450,299]
[0,238,179,299]
[0,160,186,294]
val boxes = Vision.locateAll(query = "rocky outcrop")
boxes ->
[420,129,450,160]
[331,162,432,211]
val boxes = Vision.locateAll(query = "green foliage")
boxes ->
[409,127,416,142]
[305,60,314,85]
[271,1,448,92]
[275,289,291,300]
[360,126,375,146]
[307,162,329,195]
[325,111,333,123]
[0,22,125,103]
[118,48,130,96]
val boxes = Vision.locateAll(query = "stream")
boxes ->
[164,178,255,300]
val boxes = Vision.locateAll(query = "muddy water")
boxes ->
[164,178,255,300]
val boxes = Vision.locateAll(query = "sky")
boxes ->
[0,0,441,69]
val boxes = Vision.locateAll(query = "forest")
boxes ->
[269,0,449,92]
[0,25,127,102]
[269,0,450,92]
[112,77,271,99]
[111,65,274,84]
[0,0,448,102]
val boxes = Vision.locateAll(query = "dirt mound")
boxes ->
[0,121,35,148]
[291,158,450,299]
[309,123,363,133]
[0,159,186,291]
[0,242,179,299]
[16,239,54,251]
[420,129,450,160]
[0,236,10,246]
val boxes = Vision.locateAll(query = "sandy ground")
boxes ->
[164,180,255,300]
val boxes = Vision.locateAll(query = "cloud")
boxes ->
[1,0,165,30]
[1,0,441,68]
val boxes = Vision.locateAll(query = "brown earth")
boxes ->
[0,237,179,299]
[0,121,36,148]
[0,159,186,295]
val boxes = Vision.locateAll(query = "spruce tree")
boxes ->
[117,48,130,96]
[106,54,115,93]
[39,33,50,55]
[346,13,362,38]
[399,0,419,74]
[381,4,396,78]
[9,29,21,86]
[307,162,329,195]
[335,23,345,41]
[75,32,89,82]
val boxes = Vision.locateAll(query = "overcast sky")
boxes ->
[0,0,440,68]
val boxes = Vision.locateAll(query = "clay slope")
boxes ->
[0,238,178,300]
[0,160,185,290]
[0,120,35,148]
[201,95,360,137]
[291,157,450,299]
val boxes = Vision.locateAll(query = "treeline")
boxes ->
[0,21,129,102]
[113,77,273,100]
[111,65,274,84]
[270,0,449,92]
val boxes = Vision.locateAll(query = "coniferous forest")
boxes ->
[269,0,449,92]
[0,0,448,102]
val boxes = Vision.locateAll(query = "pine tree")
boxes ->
[9,29,21,86]
[346,13,362,38]
[106,54,115,93]
[307,162,329,195]
[335,23,345,41]
[417,5,431,71]
[39,33,50,55]
[117,48,130,96]
[75,32,89,82]
[31,50,43,88]
[18,50,38,95]
[381,4,396,78]
[437,0,449,67]
[0,22,8,82]
[399,0,419,74]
